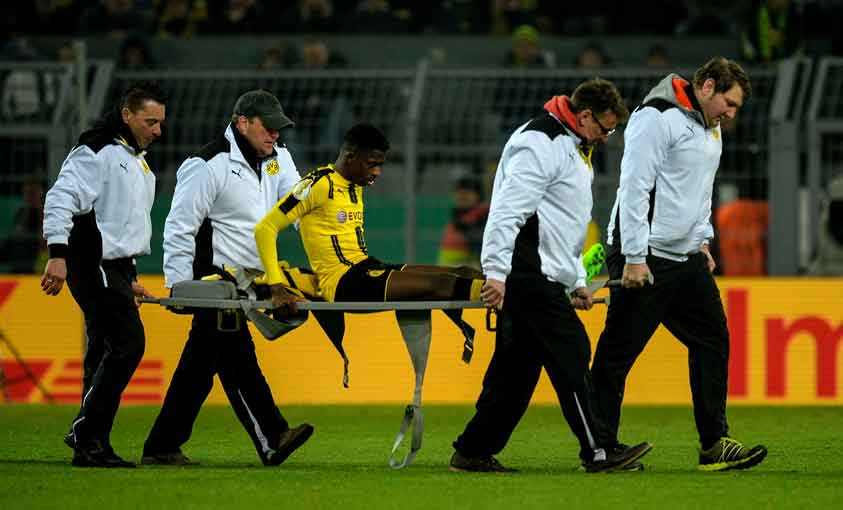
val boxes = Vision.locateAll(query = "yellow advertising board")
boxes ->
[1,275,841,405]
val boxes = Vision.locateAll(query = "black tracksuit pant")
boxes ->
[453,274,605,462]
[591,250,730,448]
[143,310,289,464]
[66,258,145,446]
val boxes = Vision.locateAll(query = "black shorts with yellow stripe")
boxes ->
[334,257,406,302]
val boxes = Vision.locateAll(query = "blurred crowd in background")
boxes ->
[1,0,838,40]
[1,0,842,70]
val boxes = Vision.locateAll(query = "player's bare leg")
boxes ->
[385,270,483,301]
[401,265,484,280]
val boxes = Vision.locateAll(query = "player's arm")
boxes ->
[255,175,323,284]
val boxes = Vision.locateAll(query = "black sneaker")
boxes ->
[63,432,76,450]
[698,437,767,472]
[610,443,645,471]
[264,423,314,466]
[141,452,199,466]
[72,439,136,468]
[583,442,652,473]
[581,443,646,472]
[449,451,517,473]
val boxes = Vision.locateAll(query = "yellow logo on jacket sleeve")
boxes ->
[266,160,280,175]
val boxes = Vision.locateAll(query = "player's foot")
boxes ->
[449,451,517,473]
[264,423,314,466]
[583,442,652,473]
[141,451,199,466]
[72,439,135,468]
[698,437,767,471]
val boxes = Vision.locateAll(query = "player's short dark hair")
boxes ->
[343,123,390,153]
[120,81,167,112]
[570,78,629,122]
[693,57,752,101]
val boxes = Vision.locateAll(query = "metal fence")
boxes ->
[805,58,843,271]
[0,61,74,196]
[2,58,837,274]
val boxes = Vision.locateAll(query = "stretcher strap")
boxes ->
[388,309,431,469]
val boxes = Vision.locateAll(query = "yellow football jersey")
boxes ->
[255,165,368,302]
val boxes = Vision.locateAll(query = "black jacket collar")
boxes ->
[79,107,143,154]
[684,82,708,128]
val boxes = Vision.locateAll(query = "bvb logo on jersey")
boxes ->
[266,160,280,175]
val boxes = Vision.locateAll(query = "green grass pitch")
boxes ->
[1,405,841,509]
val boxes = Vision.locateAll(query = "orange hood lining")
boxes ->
[543,95,580,134]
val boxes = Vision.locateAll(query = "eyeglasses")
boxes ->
[593,114,616,136]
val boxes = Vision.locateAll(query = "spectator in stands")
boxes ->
[574,42,611,69]
[257,44,297,71]
[117,34,155,71]
[77,0,148,38]
[203,0,265,34]
[0,38,56,122]
[0,176,46,273]
[740,0,804,65]
[299,39,349,70]
[645,44,672,68]
[438,176,489,269]
[56,41,76,64]
[286,40,352,166]
[493,25,553,138]
[342,0,410,34]
[154,0,209,38]
[501,24,554,68]
[716,198,769,276]
[279,0,340,33]
[808,175,843,275]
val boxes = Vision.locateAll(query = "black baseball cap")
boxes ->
[232,90,294,130]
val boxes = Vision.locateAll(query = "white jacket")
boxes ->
[44,116,155,261]
[482,112,591,293]
[163,125,299,287]
[607,74,721,263]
